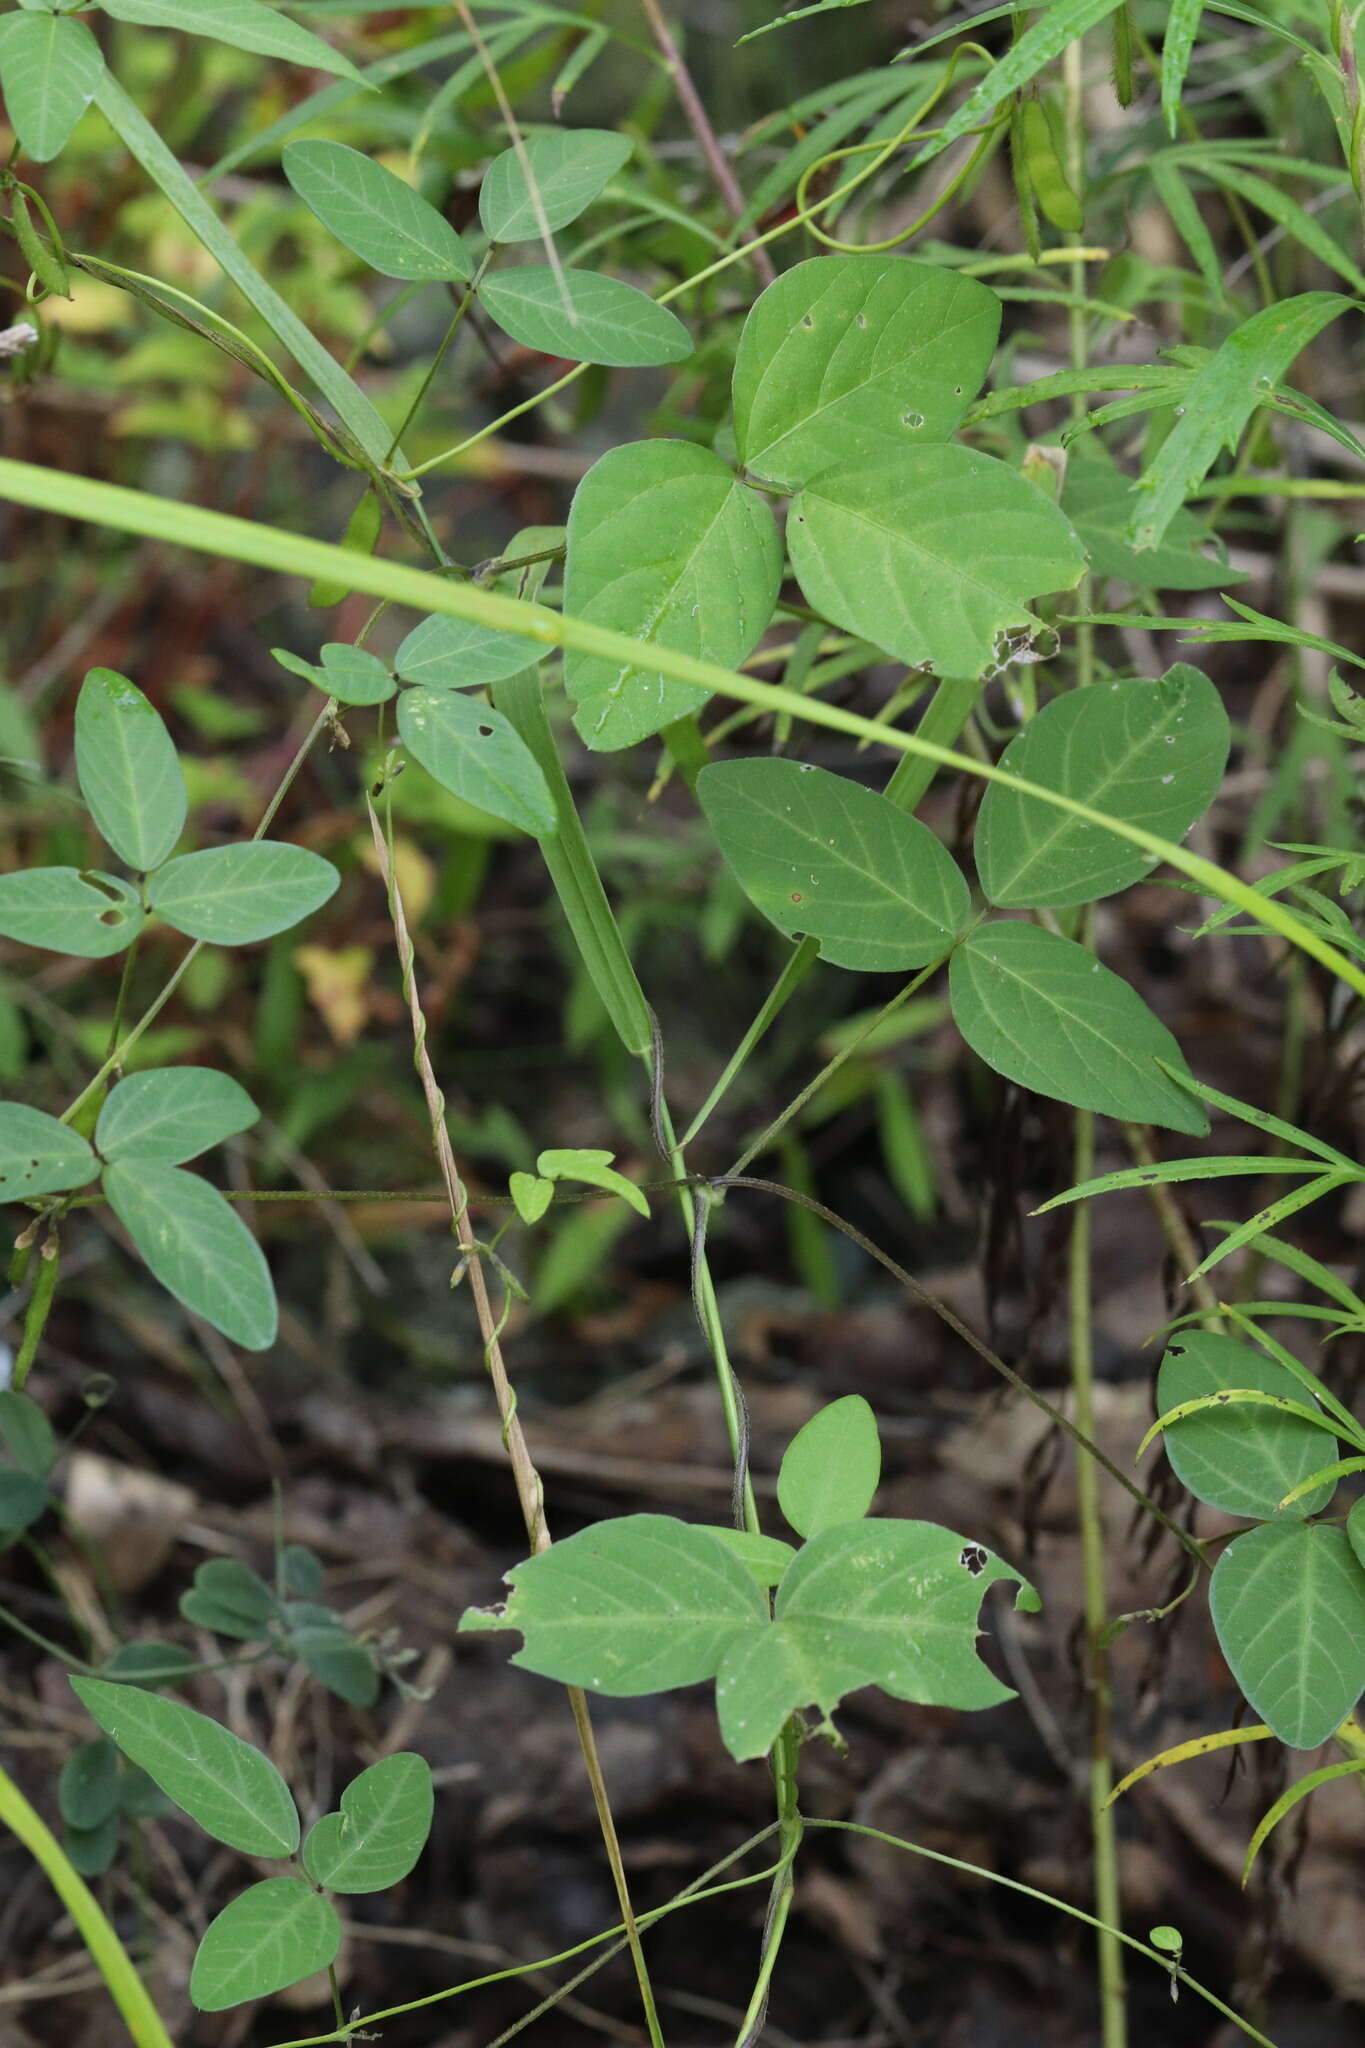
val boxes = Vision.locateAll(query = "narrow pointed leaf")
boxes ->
[148,843,338,944]
[1061,451,1241,590]
[479,130,632,243]
[908,0,1124,168]
[396,689,556,836]
[0,868,143,958]
[1157,1331,1339,1518]
[70,1677,299,1856]
[0,1103,97,1200]
[788,447,1086,678]
[976,666,1230,908]
[564,441,782,749]
[96,1067,258,1166]
[949,922,1208,1134]
[472,1513,768,1693]
[103,1161,277,1350]
[191,1879,341,2012]
[303,1752,433,1893]
[1244,1761,1365,1884]
[1162,1,1206,134]
[1210,1521,1365,1748]
[283,141,470,282]
[74,668,187,873]
[480,268,692,367]
[716,1520,1036,1762]
[0,12,103,162]
[99,0,364,83]
[732,256,1001,490]
[699,759,970,970]
[777,1397,881,1537]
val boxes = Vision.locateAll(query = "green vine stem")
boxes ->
[0,1759,175,2048]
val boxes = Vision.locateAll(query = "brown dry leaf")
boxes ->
[64,1451,196,1593]
[360,833,436,924]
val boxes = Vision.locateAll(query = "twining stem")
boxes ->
[0,1761,175,2048]
[364,792,665,2048]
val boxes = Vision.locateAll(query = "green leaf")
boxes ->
[731,256,1000,491]
[0,12,103,162]
[715,1519,1037,1762]
[510,1171,554,1225]
[191,1878,341,2012]
[1157,1332,1339,1519]
[948,922,1209,1134]
[698,759,970,971]
[70,1677,299,1856]
[479,129,632,243]
[1162,1,1206,134]
[477,1513,768,1693]
[283,141,471,283]
[0,1103,98,1200]
[74,669,187,873]
[303,1753,433,1893]
[1128,295,1355,553]
[0,1468,48,1539]
[1210,1521,1365,1748]
[96,1068,259,1165]
[908,0,1125,170]
[479,268,692,368]
[1243,1759,1365,1885]
[285,1605,379,1707]
[975,666,1230,908]
[148,843,338,944]
[777,1396,882,1538]
[563,441,781,750]
[102,1160,278,1350]
[0,868,143,959]
[59,1739,120,1831]
[788,448,1086,678]
[0,1390,57,1478]
[274,644,395,706]
[98,0,363,83]
[281,1546,324,1599]
[1349,1497,1365,1573]
[64,1813,120,1877]
[697,1528,798,1590]
[179,1558,277,1640]
[1061,450,1242,590]
[101,1641,196,1690]
[394,614,534,692]
[396,689,556,837]
[536,1146,648,1216]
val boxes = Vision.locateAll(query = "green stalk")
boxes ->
[0,1761,175,2048]
[3,459,1364,1001]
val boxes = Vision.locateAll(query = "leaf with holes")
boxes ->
[396,689,555,836]
[732,256,1000,490]
[480,268,692,367]
[0,11,103,162]
[148,843,338,945]
[100,0,363,82]
[778,1397,881,1538]
[304,1753,433,1893]
[463,1513,768,1693]
[788,447,1086,678]
[975,666,1229,908]
[283,140,470,282]
[1157,1332,1339,1519]
[563,441,781,750]
[0,869,143,959]
[715,1519,1037,1762]
[699,759,970,970]
[96,1068,259,1166]
[480,129,632,243]
[75,669,186,873]
[102,1161,277,1350]
[394,614,534,692]
[0,1104,97,1201]
[71,1677,299,1855]
[949,922,1208,1134]
[191,1879,341,2012]
[1210,1521,1365,1748]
